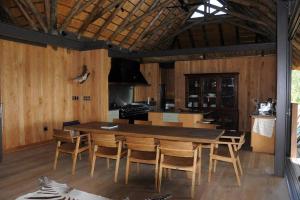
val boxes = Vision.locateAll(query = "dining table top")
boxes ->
[65,121,225,143]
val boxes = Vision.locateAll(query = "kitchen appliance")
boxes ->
[109,58,148,85]
[119,103,150,123]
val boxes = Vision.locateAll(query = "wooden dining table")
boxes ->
[65,121,225,143]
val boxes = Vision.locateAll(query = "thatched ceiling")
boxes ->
[0,0,278,51]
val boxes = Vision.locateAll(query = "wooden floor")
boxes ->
[0,143,289,200]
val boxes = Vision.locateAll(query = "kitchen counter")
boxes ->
[250,115,276,154]
[148,111,204,127]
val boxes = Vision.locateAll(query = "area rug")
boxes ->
[16,176,111,200]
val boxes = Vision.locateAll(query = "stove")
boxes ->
[119,103,150,123]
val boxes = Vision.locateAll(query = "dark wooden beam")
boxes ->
[14,0,38,31]
[93,0,126,40]
[0,22,109,50]
[218,23,224,46]
[50,0,57,33]
[109,42,276,58]
[275,0,289,177]
[226,20,270,37]
[202,25,209,46]
[0,1,17,24]
[45,0,50,30]
[23,0,48,33]
[289,0,300,40]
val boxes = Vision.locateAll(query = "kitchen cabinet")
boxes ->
[185,73,239,130]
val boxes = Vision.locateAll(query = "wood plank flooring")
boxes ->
[0,143,289,200]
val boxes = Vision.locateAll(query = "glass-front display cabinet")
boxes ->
[185,73,239,130]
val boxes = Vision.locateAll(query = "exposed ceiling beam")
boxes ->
[120,0,172,32]
[130,9,164,51]
[14,0,38,31]
[204,2,269,28]
[45,0,50,30]
[109,42,276,58]
[50,0,57,33]
[77,0,121,38]
[0,1,17,24]
[22,0,48,33]
[109,0,146,41]
[289,0,300,39]
[226,20,270,37]
[93,0,127,40]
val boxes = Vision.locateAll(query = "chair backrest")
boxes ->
[62,120,80,129]
[157,121,183,127]
[91,133,118,148]
[125,136,156,152]
[193,122,217,129]
[134,120,152,125]
[159,140,195,157]
[113,118,129,124]
[53,129,74,143]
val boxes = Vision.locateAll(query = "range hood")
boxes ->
[109,58,148,85]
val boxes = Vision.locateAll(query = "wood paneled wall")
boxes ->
[161,68,175,99]
[175,55,276,131]
[134,63,161,104]
[0,39,110,151]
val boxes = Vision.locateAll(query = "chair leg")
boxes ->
[237,156,243,175]
[78,153,82,160]
[198,146,202,184]
[155,162,159,189]
[208,144,214,183]
[125,150,131,184]
[72,153,78,175]
[213,160,217,173]
[191,170,196,199]
[158,165,163,193]
[53,149,59,170]
[233,160,241,186]
[90,153,96,177]
[107,158,110,169]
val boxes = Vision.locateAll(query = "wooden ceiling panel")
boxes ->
[0,0,276,51]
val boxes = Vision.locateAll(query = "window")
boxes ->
[190,0,227,19]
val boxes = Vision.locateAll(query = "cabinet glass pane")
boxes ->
[187,79,200,108]
[201,78,217,108]
[221,77,235,108]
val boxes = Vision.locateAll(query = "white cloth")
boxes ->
[252,117,275,138]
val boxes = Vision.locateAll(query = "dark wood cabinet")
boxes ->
[185,73,239,131]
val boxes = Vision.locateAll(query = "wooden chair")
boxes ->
[53,129,90,175]
[155,121,183,127]
[125,136,159,188]
[208,133,245,186]
[134,120,152,125]
[113,118,129,124]
[90,132,126,183]
[158,140,200,198]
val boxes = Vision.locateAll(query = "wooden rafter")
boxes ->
[93,0,127,40]
[0,1,17,24]
[130,9,164,50]
[109,0,146,41]
[14,0,38,31]
[204,2,269,28]
[120,0,172,33]
[226,20,270,37]
[50,0,57,33]
[45,0,50,30]
[77,0,122,38]
[60,0,96,33]
[22,0,48,33]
